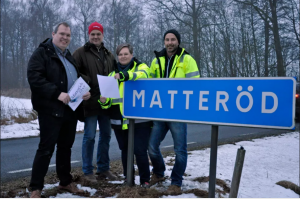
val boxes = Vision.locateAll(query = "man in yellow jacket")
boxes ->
[148,29,200,194]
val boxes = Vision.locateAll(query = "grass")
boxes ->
[0,155,230,198]
[1,89,37,125]
[1,88,31,99]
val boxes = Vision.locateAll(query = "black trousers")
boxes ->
[30,107,77,191]
[114,127,151,184]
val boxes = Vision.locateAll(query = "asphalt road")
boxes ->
[1,123,295,183]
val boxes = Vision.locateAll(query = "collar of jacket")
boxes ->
[39,38,56,52]
[39,38,77,70]
[84,41,110,55]
[154,46,188,58]
[115,57,142,73]
[39,38,72,56]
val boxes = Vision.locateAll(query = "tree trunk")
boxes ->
[250,4,260,77]
[269,0,285,76]
[264,5,270,77]
[192,0,201,75]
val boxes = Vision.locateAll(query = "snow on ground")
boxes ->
[2,96,299,197]
[1,96,33,119]
[40,132,299,198]
[0,96,95,139]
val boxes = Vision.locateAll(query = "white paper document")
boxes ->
[68,77,90,111]
[97,75,120,98]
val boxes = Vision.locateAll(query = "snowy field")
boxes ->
[1,96,299,197]
[0,96,94,139]
[36,131,298,198]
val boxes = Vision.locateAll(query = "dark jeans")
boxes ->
[82,114,111,175]
[30,107,77,191]
[114,127,151,184]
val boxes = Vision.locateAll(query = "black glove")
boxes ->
[119,71,129,82]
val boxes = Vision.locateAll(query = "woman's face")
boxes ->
[118,47,133,65]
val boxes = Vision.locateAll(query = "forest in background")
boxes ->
[1,0,299,90]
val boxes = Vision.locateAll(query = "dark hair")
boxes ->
[53,22,71,33]
[116,43,133,55]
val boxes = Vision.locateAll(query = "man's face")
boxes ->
[52,25,71,52]
[89,30,103,46]
[164,33,179,54]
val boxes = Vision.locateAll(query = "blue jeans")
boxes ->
[148,121,187,187]
[82,114,111,175]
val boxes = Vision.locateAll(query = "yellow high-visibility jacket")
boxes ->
[149,47,200,78]
[99,58,152,130]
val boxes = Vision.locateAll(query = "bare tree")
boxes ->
[70,0,103,43]
[234,0,285,76]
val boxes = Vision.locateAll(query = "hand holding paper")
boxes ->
[82,92,91,101]
[68,77,91,111]
[97,75,120,98]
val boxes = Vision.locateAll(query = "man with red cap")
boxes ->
[73,22,116,183]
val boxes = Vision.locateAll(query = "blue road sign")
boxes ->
[123,78,296,129]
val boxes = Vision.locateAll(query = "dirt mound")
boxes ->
[276,180,300,195]
[193,176,231,196]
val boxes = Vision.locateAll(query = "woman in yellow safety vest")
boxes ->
[99,43,152,188]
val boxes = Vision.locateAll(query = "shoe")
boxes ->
[30,190,41,198]
[141,182,150,188]
[58,182,84,194]
[96,170,117,181]
[84,174,97,183]
[166,185,182,195]
[149,173,165,186]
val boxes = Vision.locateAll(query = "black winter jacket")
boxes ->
[27,38,80,117]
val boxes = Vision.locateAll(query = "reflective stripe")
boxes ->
[111,119,122,125]
[111,119,130,125]
[111,119,150,125]
[186,71,200,78]
[150,73,156,77]
[180,54,185,63]
[137,70,148,78]
[109,73,114,77]
[112,98,123,103]
[135,66,139,72]
[155,59,158,64]
[132,73,137,81]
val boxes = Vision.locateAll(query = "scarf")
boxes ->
[117,57,134,72]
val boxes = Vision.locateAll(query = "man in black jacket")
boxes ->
[27,22,90,198]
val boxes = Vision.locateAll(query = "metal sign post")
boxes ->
[209,125,219,198]
[126,119,135,186]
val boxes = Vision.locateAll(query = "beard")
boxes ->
[166,45,178,54]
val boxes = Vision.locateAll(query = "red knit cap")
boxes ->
[88,22,103,34]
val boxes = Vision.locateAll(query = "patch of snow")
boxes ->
[0,96,99,139]
[77,184,97,196]
[162,193,197,198]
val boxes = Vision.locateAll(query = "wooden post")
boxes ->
[229,146,246,198]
